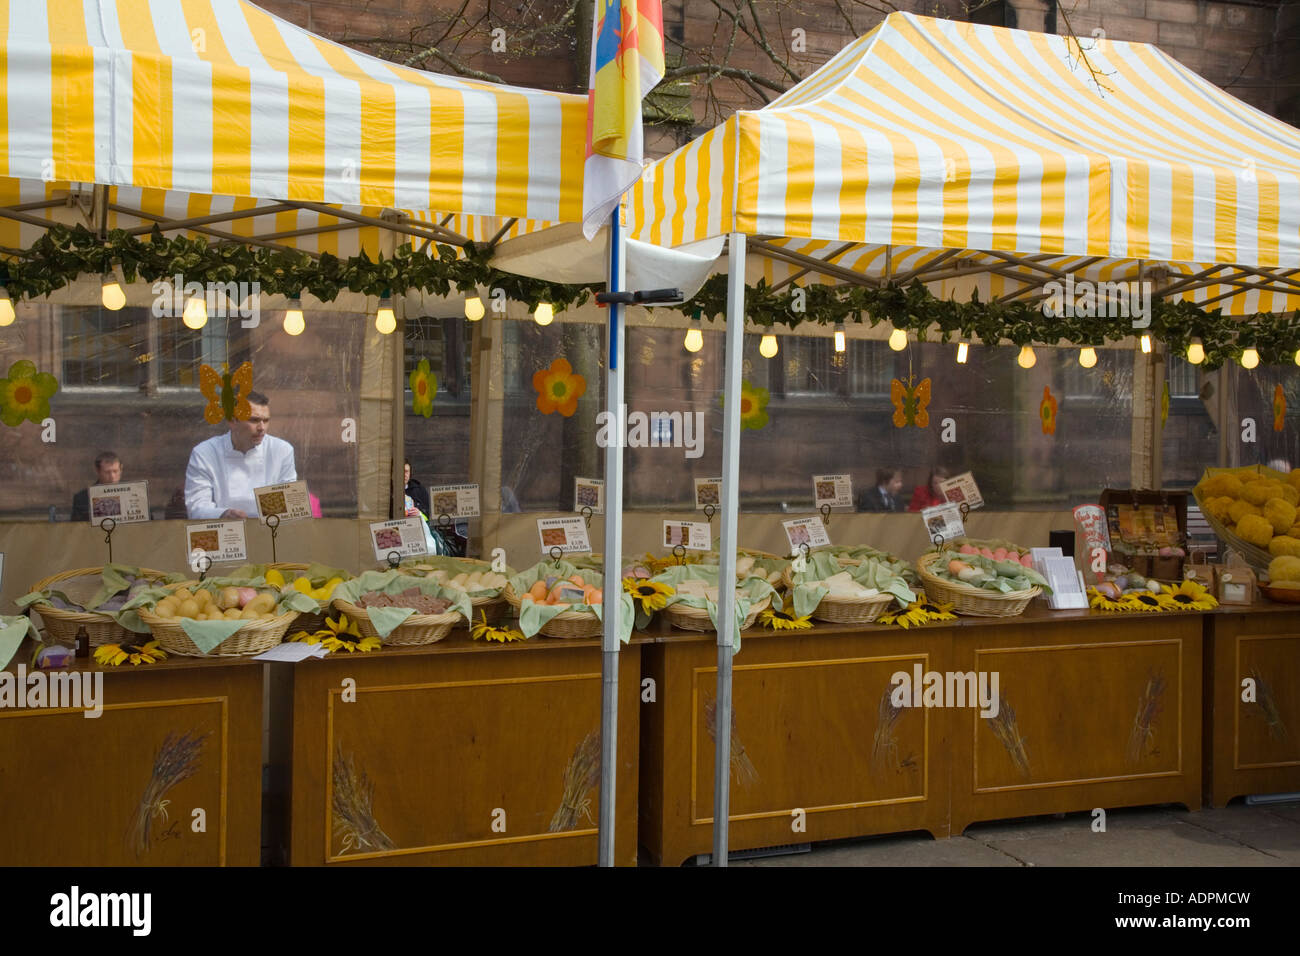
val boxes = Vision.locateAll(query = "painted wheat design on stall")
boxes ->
[332,743,395,855]
[1126,671,1166,765]
[128,730,206,856]
[704,697,758,787]
[1250,668,1289,742]
[987,696,1031,777]
[549,731,601,832]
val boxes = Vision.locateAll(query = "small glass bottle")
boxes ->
[74,625,90,660]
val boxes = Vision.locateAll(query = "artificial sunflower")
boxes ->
[1122,590,1165,612]
[758,606,813,630]
[1159,579,1219,611]
[877,595,956,628]
[1088,587,1132,612]
[470,610,526,643]
[623,578,675,613]
[93,640,167,666]
[290,613,381,653]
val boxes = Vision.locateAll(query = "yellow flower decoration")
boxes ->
[470,610,526,643]
[289,614,381,653]
[533,357,587,417]
[623,578,675,614]
[0,360,59,427]
[94,640,167,666]
[759,606,813,630]
[721,380,770,430]
[877,594,957,628]
[1088,587,1132,612]
[1159,579,1219,611]
[410,358,437,418]
[1122,591,1164,612]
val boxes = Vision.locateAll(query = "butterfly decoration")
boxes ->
[199,362,254,424]
[1040,385,1058,435]
[890,375,931,428]
[1274,384,1286,432]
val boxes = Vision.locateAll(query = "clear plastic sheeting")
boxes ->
[1231,363,1300,472]
[0,303,362,520]
[403,316,472,492]
[1162,354,1220,489]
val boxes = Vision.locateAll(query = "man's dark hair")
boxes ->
[247,390,270,407]
[94,451,120,469]
[875,467,900,485]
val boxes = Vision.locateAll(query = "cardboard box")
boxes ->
[1215,553,1257,605]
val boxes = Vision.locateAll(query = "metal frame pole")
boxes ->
[598,209,626,866]
[713,232,746,865]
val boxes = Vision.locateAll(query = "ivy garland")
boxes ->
[5,223,1300,370]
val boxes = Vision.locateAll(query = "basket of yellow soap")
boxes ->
[262,563,351,633]
[127,578,314,657]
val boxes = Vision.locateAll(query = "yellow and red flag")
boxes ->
[583,0,665,238]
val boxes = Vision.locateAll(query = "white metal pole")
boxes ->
[713,231,746,865]
[598,209,626,866]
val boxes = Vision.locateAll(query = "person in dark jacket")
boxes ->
[404,460,431,519]
[71,451,122,522]
[858,467,905,512]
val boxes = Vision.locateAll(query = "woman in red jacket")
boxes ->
[908,467,950,512]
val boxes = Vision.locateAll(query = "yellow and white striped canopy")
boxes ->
[629,12,1300,315]
[0,0,587,255]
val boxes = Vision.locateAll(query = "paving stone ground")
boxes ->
[716,800,1300,866]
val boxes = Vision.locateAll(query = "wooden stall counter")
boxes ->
[1205,605,1300,807]
[0,644,263,865]
[277,628,641,866]
[638,606,1206,866]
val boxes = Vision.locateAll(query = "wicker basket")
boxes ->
[332,599,460,646]
[28,566,173,648]
[138,607,298,657]
[1191,493,1274,573]
[380,557,509,625]
[501,583,603,639]
[268,563,330,632]
[915,552,1040,618]
[778,565,897,623]
[662,594,772,632]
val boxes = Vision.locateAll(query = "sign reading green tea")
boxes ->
[254,480,311,522]
[88,482,150,524]
[813,474,853,509]
[428,483,481,519]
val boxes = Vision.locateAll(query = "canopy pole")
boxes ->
[598,208,626,867]
[713,231,747,865]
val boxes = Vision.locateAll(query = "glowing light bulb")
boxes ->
[759,334,779,358]
[534,302,554,326]
[465,296,485,321]
[374,298,396,335]
[101,274,126,311]
[0,287,13,327]
[684,327,703,353]
[182,294,208,330]
[1078,346,1098,368]
[1017,344,1037,369]
[956,341,969,364]
[1240,347,1259,370]
[1294,349,1300,367]
[283,302,305,336]
[1140,334,1152,354]
[834,324,846,353]
[1187,338,1205,365]
[888,327,907,351]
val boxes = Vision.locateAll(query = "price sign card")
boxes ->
[88,481,150,524]
[938,472,984,510]
[782,516,831,554]
[574,477,605,514]
[537,516,591,555]
[663,520,711,551]
[921,503,966,543]
[813,474,854,509]
[254,480,312,522]
[428,484,481,519]
[368,517,430,562]
[695,477,722,510]
[186,520,247,567]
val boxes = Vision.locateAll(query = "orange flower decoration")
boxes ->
[533,358,587,417]
[1040,385,1058,435]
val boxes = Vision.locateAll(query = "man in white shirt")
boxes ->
[185,391,297,519]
